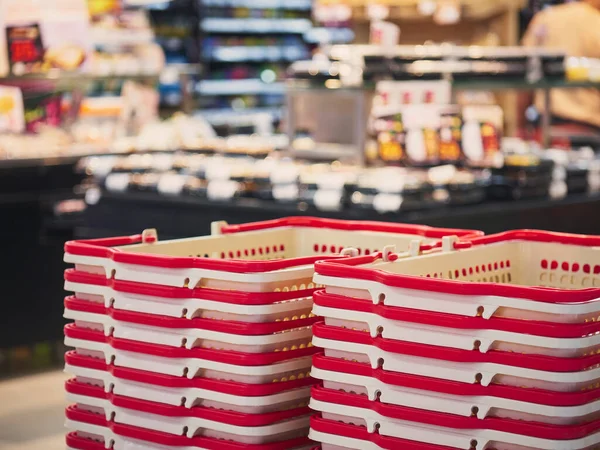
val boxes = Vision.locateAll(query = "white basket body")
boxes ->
[314,240,600,323]
[310,364,600,425]
[66,336,312,384]
[65,226,440,292]
[65,307,313,353]
[68,391,310,442]
[65,279,314,322]
[314,304,600,357]
[316,274,600,324]
[310,397,600,450]
[64,362,311,413]
[313,335,600,392]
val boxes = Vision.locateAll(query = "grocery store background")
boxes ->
[1,0,600,448]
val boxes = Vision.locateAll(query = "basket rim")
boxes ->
[64,217,481,274]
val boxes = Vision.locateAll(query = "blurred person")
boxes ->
[521,0,600,132]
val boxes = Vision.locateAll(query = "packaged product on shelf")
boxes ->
[370,104,462,166]
[1,0,92,76]
[461,105,503,167]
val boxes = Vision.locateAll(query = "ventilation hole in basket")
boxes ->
[313,244,319,252]
[376,326,384,337]
[481,265,486,273]
[365,249,371,255]
[507,273,512,282]
[473,340,481,351]
[321,245,327,253]
[470,406,479,417]
[109,298,115,307]
[549,274,556,283]
[573,263,580,272]
[595,265,600,275]
[183,278,190,288]
[560,275,569,285]
[373,422,381,432]
[182,426,189,436]
[594,279,600,287]
[475,373,483,384]
[470,439,478,450]
[495,275,500,283]
[183,367,189,377]
[540,273,547,282]
[109,269,116,279]
[501,274,506,283]
[180,397,186,406]
[378,293,386,303]
[475,266,480,274]
[109,355,116,365]
[493,262,498,271]
[462,268,467,277]
[550,260,558,270]
[487,263,492,272]
[454,269,459,278]
[181,308,188,318]
[446,272,451,279]
[377,358,384,369]
[560,262,568,271]
[469,267,474,275]
[235,250,241,258]
[583,264,591,274]
[280,244,285,252]
[181,338,188,347]
[251,249,257,256]
[476,306,484,317]
[481,277,487,282]
[308,283,315,289]
[499,261,505,269]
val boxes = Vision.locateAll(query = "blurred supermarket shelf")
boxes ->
[200,0,312,9]
[200,18,313,34]
[199,106,284,125]
[196,79,285,95]
[204,46,309,63]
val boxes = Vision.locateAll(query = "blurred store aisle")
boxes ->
[0,371,67,450]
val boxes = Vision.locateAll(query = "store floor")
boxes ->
[0,370,67,450]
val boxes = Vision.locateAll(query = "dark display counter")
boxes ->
[0,157,84,372]
[79,190,600,239]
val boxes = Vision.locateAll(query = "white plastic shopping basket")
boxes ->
[64,296,316,353]
[312,322,600,392]
[64,217,480,292]
[310,386,600,450]
[310,354,600,425]
[312,291,600,358]
[65,324,314,384]
[66,379,310,442]
[64,269,316,323]
[65,406,314,450]
[65,351,313,413]
[313,230,600,323]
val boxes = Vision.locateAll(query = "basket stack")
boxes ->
[308,231,600,450]
[62,217,477,450]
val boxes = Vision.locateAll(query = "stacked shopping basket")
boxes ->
[62,217,477,450]
[308,230,600,450]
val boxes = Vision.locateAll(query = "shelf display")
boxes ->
[198,0,314,130]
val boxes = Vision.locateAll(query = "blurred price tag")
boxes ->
[373,193,403,213]
[207,180,240,201]
[158,173,187,196]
